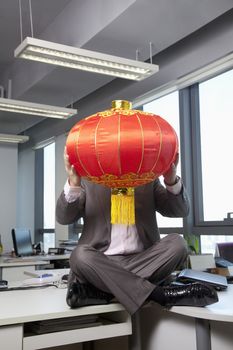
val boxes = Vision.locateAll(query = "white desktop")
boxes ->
[0,253,70,281]
[0,282,131,350]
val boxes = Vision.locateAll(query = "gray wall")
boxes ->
[17,147,35,242]
[0,144,18,253]
[0,144,35,253]
[0,134,69,253]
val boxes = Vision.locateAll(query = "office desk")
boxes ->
[139,285,233,350]
[0,254,70,281]
[0,286,131,350]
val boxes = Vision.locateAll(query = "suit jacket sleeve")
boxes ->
[56,187,86,225]
[153,178,190,217]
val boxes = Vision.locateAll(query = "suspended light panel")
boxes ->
[0,133,29,144]
[14,37,159,81]
[0,97,77,119]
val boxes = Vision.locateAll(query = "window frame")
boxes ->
[140,68,233,241]
[34,146,55,245]
[189,80,233,235]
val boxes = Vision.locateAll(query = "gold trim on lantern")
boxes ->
[85,108,154,120]
[135,114,144,174]
[117,113,122,174]
[102,109,136,117]
[84,171,158,187]
[74,126,92,177]
[151,115,163,172]
[111,100,132,110]
[94,116,105,175]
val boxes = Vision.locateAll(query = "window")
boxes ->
[43,142,55,252]
[201,235,233,255]
[199,69,233,221]
[144,91,182,228]
[133,61,233,251]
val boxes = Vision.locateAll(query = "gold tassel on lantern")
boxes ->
[111,188,135,225]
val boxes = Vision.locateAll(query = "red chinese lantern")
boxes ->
[66,100,178,224]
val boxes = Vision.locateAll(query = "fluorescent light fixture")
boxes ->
[0,133,29,144]
[14,37,159,81]
[0,97,77,119]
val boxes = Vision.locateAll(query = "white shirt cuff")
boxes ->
[64,179,84,203]
[165,177,182,195]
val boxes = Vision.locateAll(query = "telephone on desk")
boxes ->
[214,257,233,283]
[48,248,65,255]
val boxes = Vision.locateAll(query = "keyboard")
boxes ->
[215,257,233,268]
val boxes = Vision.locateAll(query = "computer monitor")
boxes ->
[216,242,233,263]
[11,228,34,257]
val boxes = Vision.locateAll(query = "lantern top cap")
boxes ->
[111,100,132,110]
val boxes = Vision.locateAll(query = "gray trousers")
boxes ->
[69,233,188,315]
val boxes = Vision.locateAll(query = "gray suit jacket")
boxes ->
[56,178,189,252]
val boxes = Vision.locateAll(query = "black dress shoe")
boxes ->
[163,282,218,307]
[66,281,113,308]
